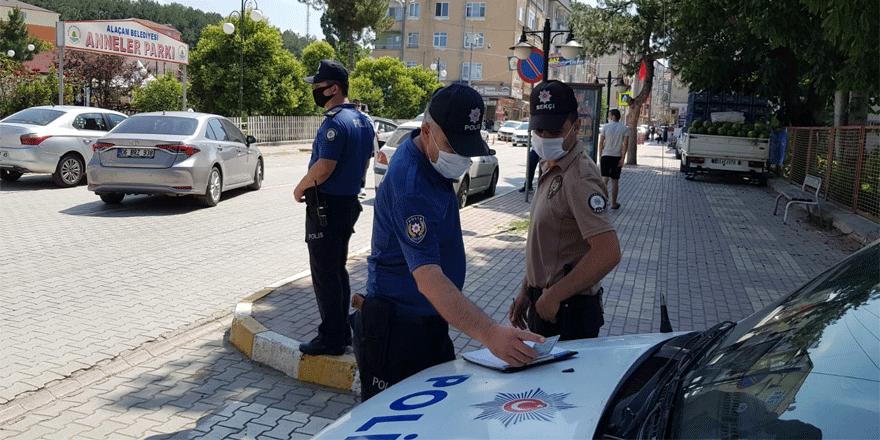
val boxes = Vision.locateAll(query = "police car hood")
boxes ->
[314,333,681,439]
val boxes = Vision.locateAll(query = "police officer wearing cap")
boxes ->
[294,60,375,356]
[350,84,544,401]
[509,80,622,341]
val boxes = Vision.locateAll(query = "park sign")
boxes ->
[59,20,189,65]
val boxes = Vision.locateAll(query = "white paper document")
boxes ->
[462,341,576,372]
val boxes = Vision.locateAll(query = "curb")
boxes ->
[228,189,518,392]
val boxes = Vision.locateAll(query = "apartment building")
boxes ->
[373,0,587,125]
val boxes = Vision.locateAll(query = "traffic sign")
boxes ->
[618,91,632,106]
[517,48,544,84]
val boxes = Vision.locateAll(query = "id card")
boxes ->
[533,335,559,358]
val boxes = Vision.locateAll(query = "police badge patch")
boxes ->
[548,176,563,199]
[325,128,337,141]
[406,215,427,243]
[589,193,607,213]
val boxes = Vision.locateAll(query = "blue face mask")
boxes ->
[429,134,471,179]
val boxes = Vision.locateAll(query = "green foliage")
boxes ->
[281,30,315,58]
[349,56,440,119]
[315,0,393,69]
[189,12,312,117]
[0,58,55,117]
[132,72,182,112]
[301,40,339,75]
[0,8,46,61]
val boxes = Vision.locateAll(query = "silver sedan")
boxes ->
[87,112,263,207]
[0,106,128,187]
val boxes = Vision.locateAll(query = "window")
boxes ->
[528,8,536,29]
[463,32,484,48]
[519,7,524,23]
[107,114,126,130]
[465,2,486,18]
[461,63,483,80]
[405,61,419,68]
[388,6,403,20]
[220,119,246,144]
[407,32,419,48]
[435,2,449,18]
[206,119,228,141]
[433,32,447,48]
[74,113,108,131]
[386,34,402,49]
[408,2,420,18]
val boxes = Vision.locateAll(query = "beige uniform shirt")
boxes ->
[526,141,616,294]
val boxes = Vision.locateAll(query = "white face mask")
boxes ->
[531,123,575,160]
[429,135,472,179]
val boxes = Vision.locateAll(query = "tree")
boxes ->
[281,30,315,58]
[132,72,183,112]
[0,8,46,62]
[63,50,143,109]
[349,56,440,119]
[189,13,312,116]
[570,0,671,165]
[306,0,392,70]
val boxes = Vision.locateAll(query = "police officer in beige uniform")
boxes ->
[509,81,622,340]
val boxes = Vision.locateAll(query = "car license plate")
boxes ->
[118,148,155,158]
[712,158,737,165]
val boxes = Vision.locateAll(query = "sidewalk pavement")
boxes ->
[228,139,875,393]
[1,140,873,439]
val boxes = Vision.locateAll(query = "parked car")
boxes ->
[374,120,499,208]
[511,121,531,147]
[497,120,521,142]
[372,117,398,148]
[87,112,263,207]
[0,105,128,187]
[315,240,880,440]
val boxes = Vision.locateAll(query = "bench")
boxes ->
[774,175,822,224]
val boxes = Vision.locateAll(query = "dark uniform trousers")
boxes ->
[349,295,455,401]
[305,188,361,347]
[526,287,604,341]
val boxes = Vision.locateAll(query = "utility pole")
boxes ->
[399,0,409,61]
[467,24,474,86]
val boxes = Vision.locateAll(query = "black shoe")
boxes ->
[300,337,345,356]
[518,187,526,193]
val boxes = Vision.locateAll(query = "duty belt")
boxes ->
[526,286,603,307]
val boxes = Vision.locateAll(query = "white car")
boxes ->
[511,122,530,147]
[374,121,499,208]
[497,120,522,142]
[0,105,128,187]
[315,240,880,440]
[372,117,398,148]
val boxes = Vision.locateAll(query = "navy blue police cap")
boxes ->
[303,59,349,84]
[427,84,489,157]
[529,80,578,131]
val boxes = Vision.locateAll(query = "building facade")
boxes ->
[373,0,588,126]
[1,0,60,49]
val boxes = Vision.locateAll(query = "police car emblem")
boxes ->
[589,193,607,213]
[469,108,481,124]
[473,388,576,428]
[406,215,427,243]
[325,128,337,141]
[548,176,563,199]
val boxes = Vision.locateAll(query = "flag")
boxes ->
[639,61,646,80]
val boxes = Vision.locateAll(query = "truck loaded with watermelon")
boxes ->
[679,92,773,185]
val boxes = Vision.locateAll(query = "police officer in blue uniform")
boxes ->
[295,60,375,356]
[349,84,544,401]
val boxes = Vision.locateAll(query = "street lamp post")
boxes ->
[223,0,264,124]
[595,70,629,120]
[509,18,582,84]
[429,57,446,83]
[5,44,35,61]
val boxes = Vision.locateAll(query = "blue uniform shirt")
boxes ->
[310,103,375,196]
[367,129,466,321]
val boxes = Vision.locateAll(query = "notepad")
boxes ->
[462,344,577,373]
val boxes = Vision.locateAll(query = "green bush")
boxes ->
[132,73,183,112]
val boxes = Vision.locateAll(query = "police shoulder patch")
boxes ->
[325,128,337,141]
[406,215,427,243]
[589,193,607,213]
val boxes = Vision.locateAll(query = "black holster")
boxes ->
[526,286,604,341]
